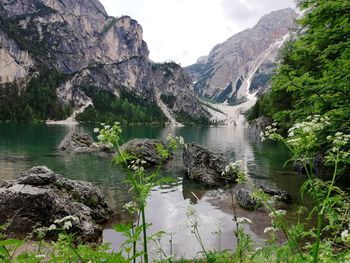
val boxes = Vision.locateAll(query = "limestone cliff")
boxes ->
[186,8,297,104]
[0,0,207,124]
[152,62,210,124]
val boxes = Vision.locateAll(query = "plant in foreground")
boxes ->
[261,115,350,262]
[96,123,184,263]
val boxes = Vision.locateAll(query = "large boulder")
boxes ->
[236,185,292,210]
[58,132,112,153]
[0,166,112,242]
[183,143,237,186]
[119,138,172,166]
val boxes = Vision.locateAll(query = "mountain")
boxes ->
[0,0,209,124]
[186,8,298,104]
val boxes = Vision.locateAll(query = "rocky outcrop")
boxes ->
[236,185,292,210]
[119,138,172,166]
[186,8,297,104]
[248,116,273,137]
[58,132,111,153]
[0,166,112,242]
[0,0,207,123]
[183,143,237,186]
[152,62,210,123]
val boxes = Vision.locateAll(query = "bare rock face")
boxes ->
[119,138,172,166]
[183,143,237,186]
[186,8,297,104]
[152,62,210,123]
[0,0,207,123]
[0,166,112,242]
[58,132,111,153]
[248,116,273,137]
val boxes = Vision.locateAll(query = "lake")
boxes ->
[0,123,306,259]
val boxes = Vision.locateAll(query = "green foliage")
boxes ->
[174,110,211,126]
[96,123,184,263]
[76,87,167,125]
[0,69,72,122]
[160,94,176,109]
[0,3,55,58]
[249,0,350,139]
[101,17,117,35]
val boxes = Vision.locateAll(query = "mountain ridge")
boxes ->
[186,8,298,104]
[0,0,209,124]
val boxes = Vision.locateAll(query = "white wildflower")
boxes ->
[269,210,286,218]
[93,128,99,133]
[48,224,57,231]
[179,136,185,145]
[264,227,277,234]
[236,217,252,224]
[63,221,73,230]
[341,230,349,243]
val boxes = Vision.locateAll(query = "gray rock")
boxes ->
[236,189,262,210]
[248,116,273,137]
[0,166,112,242]
[183,143,237,186]
[58,132,111,153]
[119,138,172,166]
[236,185,292,210]
[259,185,292,204]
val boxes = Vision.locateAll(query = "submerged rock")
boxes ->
[58,132,111,153]
[248,116,273,137]
[236,189,262,210]
[0,166,112,242]
[119,138,172,166]
[236,185,292,210]
[183,143,237,186]
[259,185,292,204]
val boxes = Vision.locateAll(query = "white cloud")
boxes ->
[99,0,295,66]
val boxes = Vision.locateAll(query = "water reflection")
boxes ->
[0,124,305,259]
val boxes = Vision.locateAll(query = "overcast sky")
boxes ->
[100,0,296,66]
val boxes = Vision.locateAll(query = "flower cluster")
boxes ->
[122,201,138,214]
[236,217,252,225]
[166,134,185,151]
[222,161,243,176]
[325,132,350,164]
[263,226,277,234]
[269,209,287,218]
[128,159,147,171]
[341,228,350,245]
[94,122,122,148]
[260,122,279,142]
[52,215,79,230]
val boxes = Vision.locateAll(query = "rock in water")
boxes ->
[236,189,262,210]
[119,138,172,166]
[0,166,112,242]
[259,185,292,204]
[236,185,292,210]
[248,116,273,137]
[183,143,237,186]
[58,132,111,153]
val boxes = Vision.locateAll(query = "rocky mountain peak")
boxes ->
[0,0,208,124]
[186,8,298,104]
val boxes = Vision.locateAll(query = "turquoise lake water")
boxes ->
[0,123,306,258]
